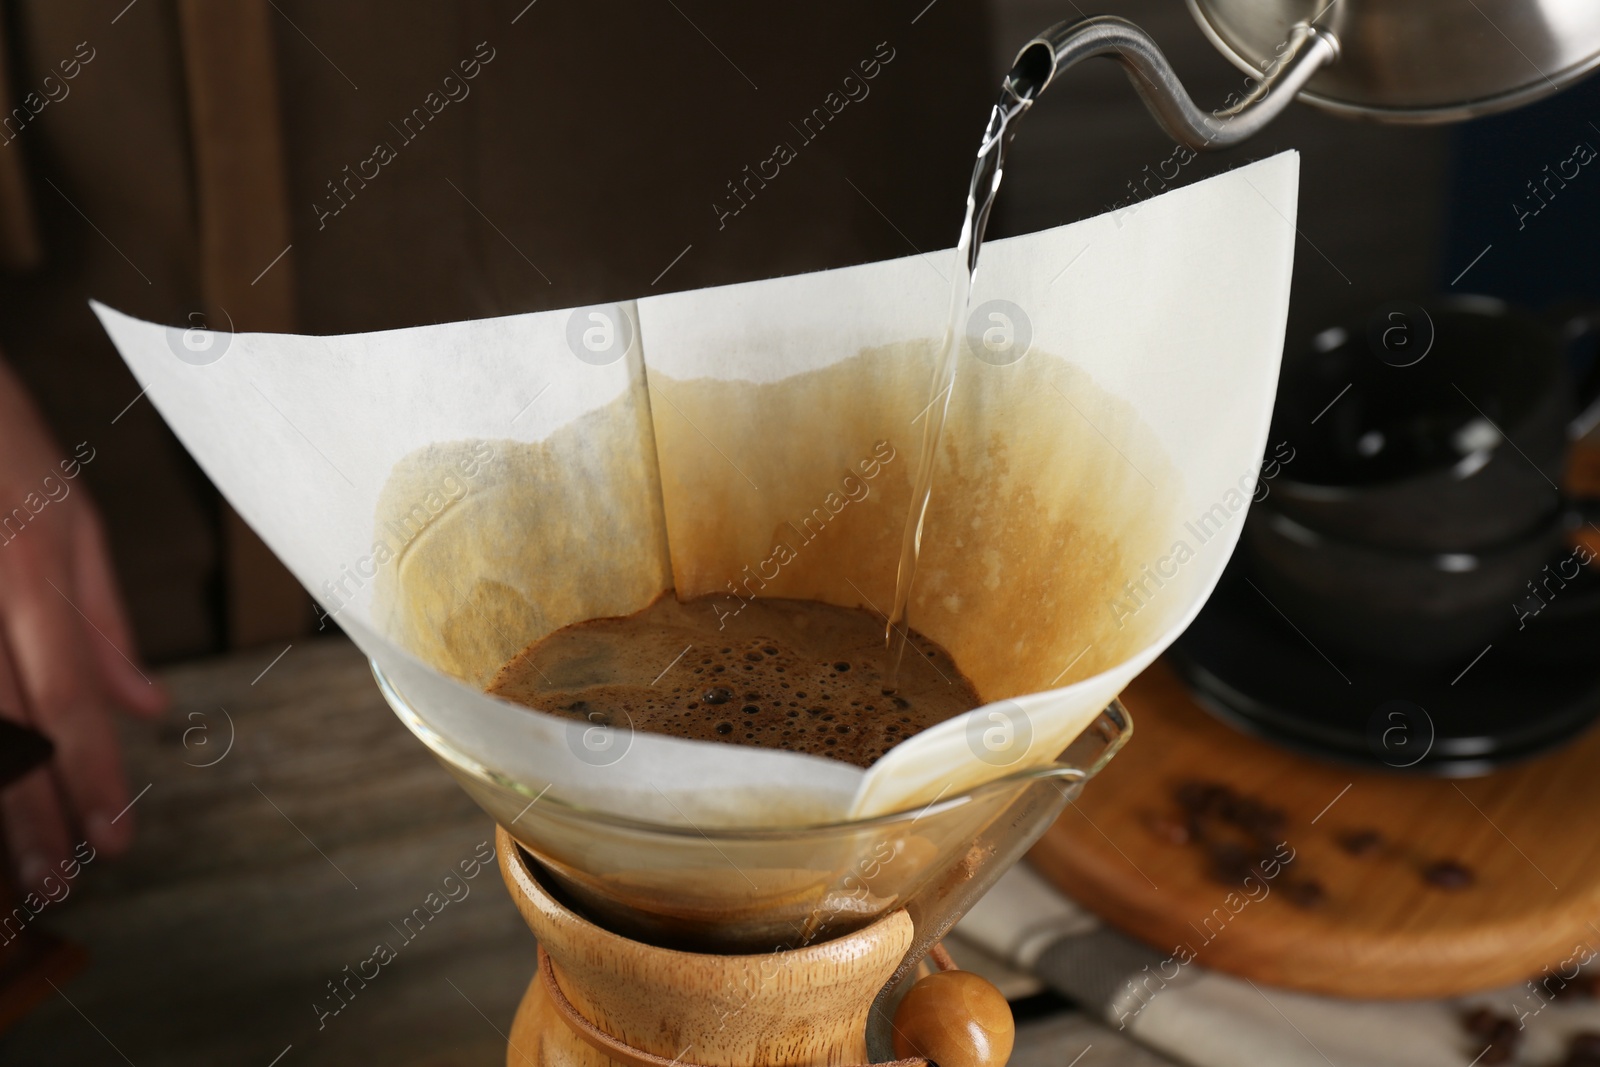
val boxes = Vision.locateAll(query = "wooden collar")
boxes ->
[537,941,955,1067]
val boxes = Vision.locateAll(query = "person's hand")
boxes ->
[0,357,166,893]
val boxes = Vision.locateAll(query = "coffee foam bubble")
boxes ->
[487,594,979,768]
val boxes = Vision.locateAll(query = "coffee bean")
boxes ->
[1173,780,1285,843]
[1175,781,1229,815]
[1283,879,1326,909]
[1552,973,1599,1001]
[1422,859,1475,890]
[1143,812,1191,846]
[1205,841,1255,887]
[702,687,732,705]
[1483,1036,1520,1064]
[1231,799,1286,840]
[1336,829,1383,857]
[1162,780,1330,896]
[1458,1010,1521,1064]
[1478,1042,1514,1065]
[1458,1010,1521,1065]
[1463,1007,1501,1039]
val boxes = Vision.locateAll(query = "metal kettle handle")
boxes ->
[1014,15,1339,151]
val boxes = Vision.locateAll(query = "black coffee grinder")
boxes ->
[1170,297,1600,773]
[1009,3,1600,772]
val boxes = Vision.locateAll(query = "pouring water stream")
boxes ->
[885,65,1044,687]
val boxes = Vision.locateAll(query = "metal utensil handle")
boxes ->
[1014,14,1339,150]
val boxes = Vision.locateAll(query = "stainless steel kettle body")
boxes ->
[1190,0,1600,122]
[1014,0,1600,155]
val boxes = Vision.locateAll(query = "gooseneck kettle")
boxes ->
[1016,0,1600,146]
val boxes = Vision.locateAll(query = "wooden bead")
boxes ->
[891,970,1014,1067]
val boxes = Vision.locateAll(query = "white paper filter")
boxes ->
[92,152,1299,827]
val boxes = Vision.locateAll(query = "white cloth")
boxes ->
[955,863,1600,1067]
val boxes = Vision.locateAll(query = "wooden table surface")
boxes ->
[0,635,1171,1067]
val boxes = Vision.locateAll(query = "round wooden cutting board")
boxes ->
[1029,660,1600,998]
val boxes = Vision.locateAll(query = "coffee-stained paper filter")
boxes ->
[92,152,1299,828]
